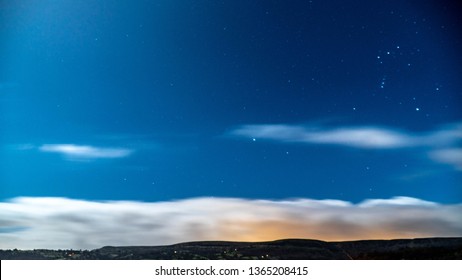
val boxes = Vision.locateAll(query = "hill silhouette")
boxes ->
[1,237,461,260]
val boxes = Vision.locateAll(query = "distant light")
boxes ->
[416,107,420,111]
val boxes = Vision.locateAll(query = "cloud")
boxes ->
[303,127,414,148]
[429,149,462,171]
[358,196,438,207]
[230,122,462,169]
[231,125,417,149]
[231,123,462,149]
[0,196,461,249]
[39,144,133,160]
[231,124,416,148]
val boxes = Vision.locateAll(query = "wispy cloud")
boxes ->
[232,124,415,148]
[0,196,461,249]
[39,144,133,160]
[429,148,462,171]
[230,122,462,169]
[231,123,462,149]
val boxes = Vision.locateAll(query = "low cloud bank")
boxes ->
[0,196,461,249]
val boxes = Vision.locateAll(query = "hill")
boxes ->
[1,237,461,260]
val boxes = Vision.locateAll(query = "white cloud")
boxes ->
[231,123,462,149]
[305,127,413,148]
[426,123,462,146]
[429,148,462,171]
[39,144,133,160]
[230,122,462,170]
[231,124,415,149]
[359,196,438,207]
[0,196,461,249]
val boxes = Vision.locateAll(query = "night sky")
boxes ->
[1,1,462,248]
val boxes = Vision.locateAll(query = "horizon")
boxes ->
[3,235,462,251]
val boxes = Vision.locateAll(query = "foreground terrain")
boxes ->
[1,238,462,260]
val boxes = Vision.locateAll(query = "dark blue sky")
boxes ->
[1,0,461,203]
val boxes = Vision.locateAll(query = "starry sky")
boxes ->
[1,1,462,248]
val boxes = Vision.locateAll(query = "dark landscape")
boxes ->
[1,238,461,260]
